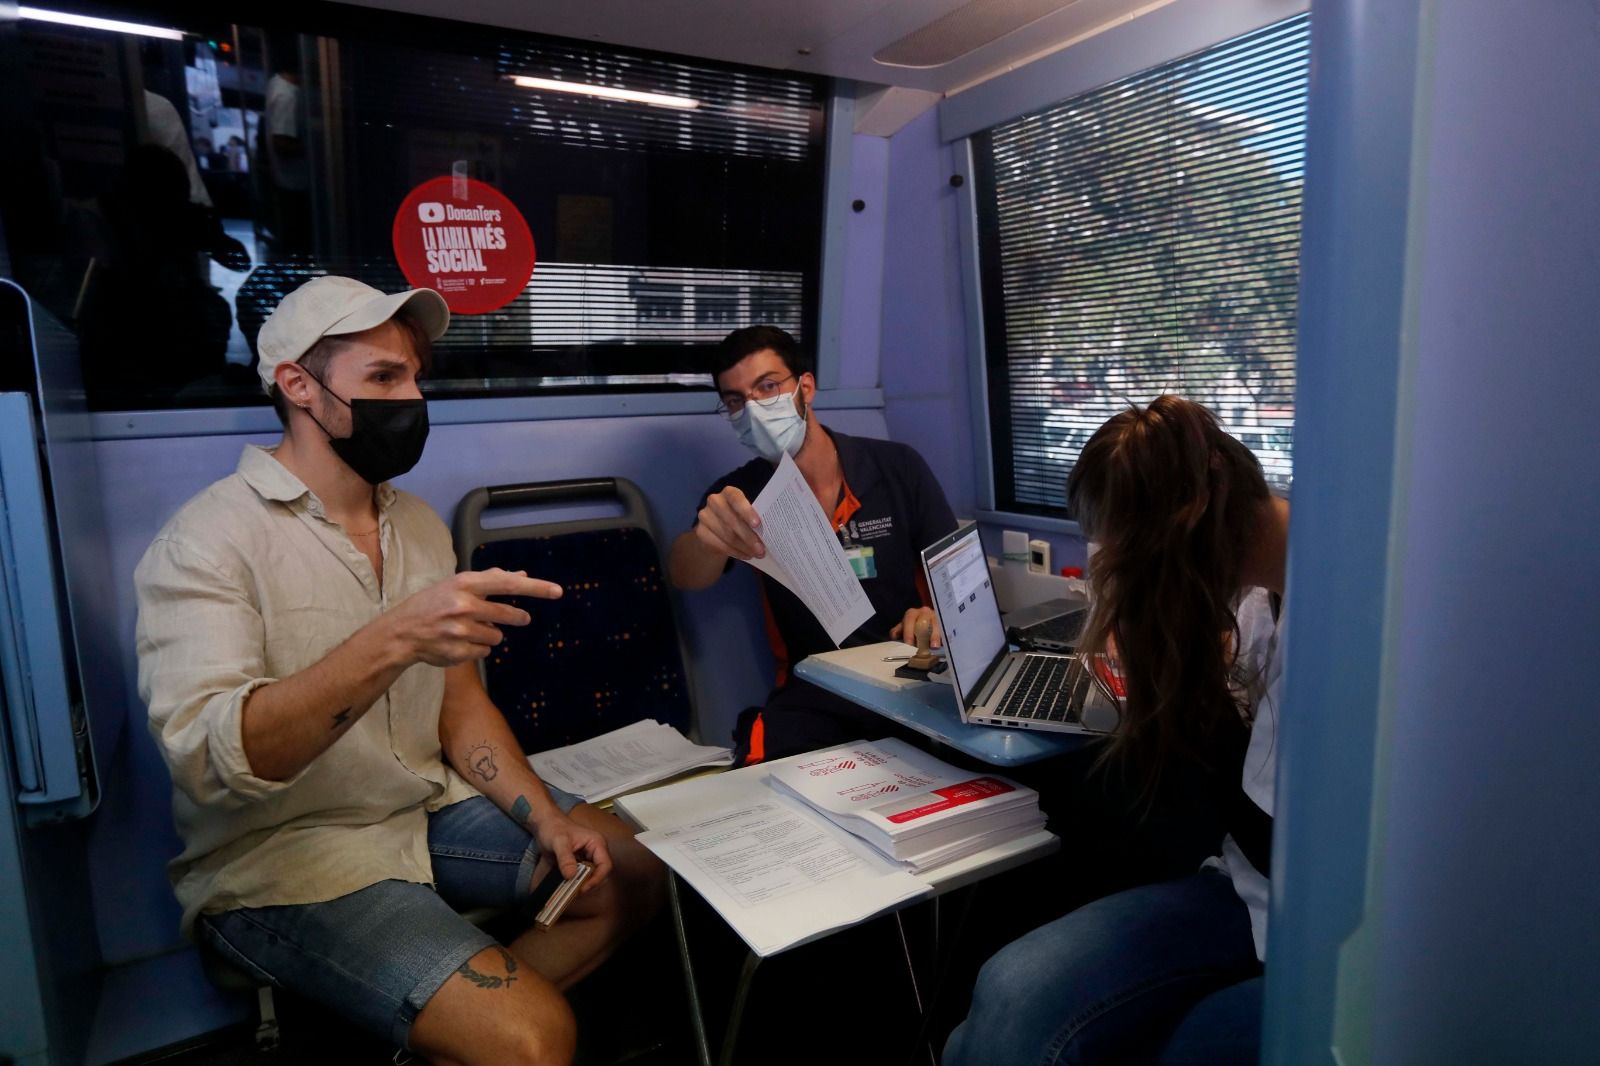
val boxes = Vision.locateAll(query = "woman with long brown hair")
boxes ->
[945,396,1289,1065]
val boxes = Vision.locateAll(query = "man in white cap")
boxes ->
[135,276,663,1065]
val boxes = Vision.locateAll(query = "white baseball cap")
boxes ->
[256,276,450,393]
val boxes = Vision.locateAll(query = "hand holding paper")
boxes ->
[744,453,874,646]
[693,484,767,561]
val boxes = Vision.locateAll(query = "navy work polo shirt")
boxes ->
[695,427,958,682]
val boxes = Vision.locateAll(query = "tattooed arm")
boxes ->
[237,569,558,782]
[439,662,614,887]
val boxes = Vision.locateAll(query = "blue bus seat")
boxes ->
[452,477,696,753]
[454,478,698,1064]
[196,945,280,1051]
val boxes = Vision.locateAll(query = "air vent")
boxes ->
[874,0,1082,69]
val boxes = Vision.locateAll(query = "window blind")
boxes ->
[236,256,804,390]
[975,14,1310,512]
[346,32,821,163]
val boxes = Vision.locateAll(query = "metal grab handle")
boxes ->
[451,476,657,574]
[483,478,619,507]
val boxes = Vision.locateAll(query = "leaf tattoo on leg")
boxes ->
[457,947,518,990]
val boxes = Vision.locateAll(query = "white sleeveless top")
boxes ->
[1206,588,1285,961]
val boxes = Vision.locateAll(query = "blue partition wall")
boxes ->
[1265,0,1600,1061]
[1325,1,1600,1062]
[880,110,979,519]
[1260,0,1422,1059]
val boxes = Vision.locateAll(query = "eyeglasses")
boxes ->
[714,374,796,420]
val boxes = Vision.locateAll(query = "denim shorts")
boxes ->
[198,789,582,1048]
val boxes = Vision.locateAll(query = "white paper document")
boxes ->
[526,720,733,803]
[617,765,934,953]
[746,451,875,646]
[636,795,929,956]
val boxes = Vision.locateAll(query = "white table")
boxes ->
[613,751,1059,1066]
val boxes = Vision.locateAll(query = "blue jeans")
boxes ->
[943,869,1262,1066]
[199,791,580,1048]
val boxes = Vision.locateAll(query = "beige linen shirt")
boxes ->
[135,445,478,935]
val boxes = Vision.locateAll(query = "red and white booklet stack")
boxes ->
[767,738,1047,872]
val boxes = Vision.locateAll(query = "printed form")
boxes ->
[629,782,929,956]
[747,452,875,646]
[526,720,732,803]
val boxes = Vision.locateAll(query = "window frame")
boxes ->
[945,0,1309,530]
[0,0,855,420]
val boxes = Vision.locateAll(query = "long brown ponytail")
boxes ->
[1065,396,1270,803]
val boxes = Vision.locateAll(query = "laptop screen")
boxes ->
[922,525,1008,706]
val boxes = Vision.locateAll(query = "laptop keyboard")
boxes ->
[1015,609,1086,651]
[993,655,1088,723]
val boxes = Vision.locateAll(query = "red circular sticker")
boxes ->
[392,176,536,315]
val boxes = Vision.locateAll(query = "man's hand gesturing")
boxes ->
[384,568,561,667]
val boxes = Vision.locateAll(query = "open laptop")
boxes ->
[922,524,1119,735]
[1006,598,1087,653]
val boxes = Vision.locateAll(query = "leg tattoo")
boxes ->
[456,947,519,990]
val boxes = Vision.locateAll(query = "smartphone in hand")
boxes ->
[534,862,593,930]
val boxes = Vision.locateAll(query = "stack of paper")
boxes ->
[767,738,1047,872]
[526,720,733,803]
[619,766,931,957]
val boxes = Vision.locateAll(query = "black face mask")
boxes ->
[303,374,429,485]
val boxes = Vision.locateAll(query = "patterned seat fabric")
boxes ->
[471,527,691,753]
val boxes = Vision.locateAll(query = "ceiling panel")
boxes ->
[336,0,1172,99]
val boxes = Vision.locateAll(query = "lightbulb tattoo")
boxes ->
[466,741,499,782]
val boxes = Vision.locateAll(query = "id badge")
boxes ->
[843,545,877,580]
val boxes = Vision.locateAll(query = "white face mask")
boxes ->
[734,387,808,462]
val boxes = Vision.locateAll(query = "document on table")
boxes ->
[526,720,733,803]
[746,451,875,646]
[634,794,929,956]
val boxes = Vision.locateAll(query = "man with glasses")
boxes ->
[669,325,958,763]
